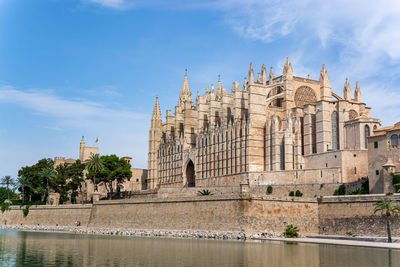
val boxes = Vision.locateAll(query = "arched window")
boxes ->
[391,134,399,147]
[364,125,370,149]
[331,111,340,150]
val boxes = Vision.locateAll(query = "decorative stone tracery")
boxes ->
[294,86,317,108]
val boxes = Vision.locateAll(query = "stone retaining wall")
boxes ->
[1,194,399,237]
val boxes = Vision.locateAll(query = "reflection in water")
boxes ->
[0,230,399,267]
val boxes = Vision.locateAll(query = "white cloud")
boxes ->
[85,0,134,10]
[0,86,146,126]
[0,86,150,173]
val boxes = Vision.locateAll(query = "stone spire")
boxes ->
[216,79,222,100]
[269,66,274,85]
[205,85,209,95]
[319,64,332,101]
[231,81,239,93]
[248,62,254,85]
[261,64,267,85]
[151,96,162,127]
[283,57,293,78]
[343,77,351,100]
[195,91,200,106]
[354,81,361,102]
[178,73,192,106]
[257,72,261,83]
[211,83,215,94]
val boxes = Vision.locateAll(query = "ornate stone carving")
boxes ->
[294,86,317,107]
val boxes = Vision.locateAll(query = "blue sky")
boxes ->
[1,0,400,178]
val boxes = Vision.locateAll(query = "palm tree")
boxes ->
[16,175,32,203]
[374,198,400,243]
[1,176,15,203]
[85,154,104,192]
[40,168,56,203]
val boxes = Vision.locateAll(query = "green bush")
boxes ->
[361,179,369,194]
[392,174,400,193]
[289,191,295,197]
[23,205,31,217]
[1,203,9,213]
[334,184,346,195]
[348,188,361,195]
[267,185,273,194]
[198,189,213,196]
[284,225,299,238]
[295,190,303,197]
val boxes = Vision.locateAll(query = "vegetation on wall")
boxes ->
[267,185,273,194]
[284,225,299,238]
[198,189,213,196]
[392,174,400,193]
[23,205,31,217]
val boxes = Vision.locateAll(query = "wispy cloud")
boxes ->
[84,0,134,10]
[0,85,146,128]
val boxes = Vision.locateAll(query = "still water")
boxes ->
[0,230,399,267]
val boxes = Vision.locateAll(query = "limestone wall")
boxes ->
[318,194,400,236]
[1,194,400,237]
[0,204,92,226]
[250,168,341,185]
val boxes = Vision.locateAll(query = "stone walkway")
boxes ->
[261,236,400,249]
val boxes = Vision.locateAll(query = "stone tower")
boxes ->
[148,96,162,189]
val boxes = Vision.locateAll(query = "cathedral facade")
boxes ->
[148,58,380,189]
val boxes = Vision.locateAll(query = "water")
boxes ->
[0,230,399,267]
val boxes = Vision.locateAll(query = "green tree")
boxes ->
[18,158,54,202]
[1,176,15,203]
[374,198,400,243]
[85,154,104,192]
[55,160,85,204]
[0,187,18,204]
[40,168,56,203]
[16,175,33,204]
[87,155,132,199]
[66,160,85,203]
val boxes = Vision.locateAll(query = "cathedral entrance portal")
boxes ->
[185,160,195,187]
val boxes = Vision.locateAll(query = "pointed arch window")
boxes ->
[364,125,370,149]
[331,111,340,150]
[280,140,285,170]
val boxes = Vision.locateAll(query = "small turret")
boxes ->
[151,96,162,128]
[178,73,192,106]
[248,62,254,84]
[257,72,261,83]
[282,57,293,78]
[195,91,200,106]
[269,66,274,85]
[343,78,351,100]
[319,64,332,101]
[354,81,361,102]
[261,64,267,85]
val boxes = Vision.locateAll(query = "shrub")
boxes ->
[361,179,369,194]
[284,225,299,238]
[334,184,346,195]
[392,174,400,193]
[295,190,303,197]
[1,203,9,213]
[289,191,295,197]
[198,189,213,196]
[267,185,273,194]
[348,188,361,195]
[23,205,31,217]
